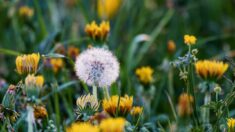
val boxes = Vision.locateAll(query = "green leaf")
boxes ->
[41,81,78,101]
[0,48,21,56]
[133,9,174,67]
[42,53,65,58]
[110,83,119,96]
[38,31,61,54]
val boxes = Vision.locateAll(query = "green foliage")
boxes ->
[0,0,235,131]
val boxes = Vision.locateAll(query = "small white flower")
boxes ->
[75,48,119,88]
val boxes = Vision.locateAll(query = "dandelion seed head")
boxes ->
[75,48,119,88]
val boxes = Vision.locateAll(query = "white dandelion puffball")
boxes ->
[75,48,119,88]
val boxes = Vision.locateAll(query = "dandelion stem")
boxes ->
[203,92,211,124]
[187,45,200,126]
[103,87,110,99]
[133,112,143,132]
[216,93,219,102]
[92,85,98,101]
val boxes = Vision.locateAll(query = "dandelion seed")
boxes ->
[99,118,126,132]
[75,48,119,88]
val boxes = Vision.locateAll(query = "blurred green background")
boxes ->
[0,0,235,129]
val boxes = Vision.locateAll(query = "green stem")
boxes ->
[187,45,200,126]
[134,9,174,67]
[92,85,98,101]
[216,93,219,102]
[33,0,47,39]
[133,112,143,132]
[203,92,211,124]
[168,67,174,97]
[54,89,60,131]
[103,87,110,99]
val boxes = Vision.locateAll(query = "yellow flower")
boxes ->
[177,93,193,117]
[25,74,44,88]
[85,21,110,42]
[97,0,122,19]
[68,46,79,59]
[195,60,229,80]
[35,75,44,88]
[16,53,40,75]
[131,106,143,116]
[19,6,34,18]
[66,123,99,132]
[99,118,125,132]
[76,94,99,111]
[50,58,64,73]
[102,95,133,117]
[135,66,154,84]
[184,35,197,45]
[34,106,47,119]
[167,40,176,53]
[227,118,235,131]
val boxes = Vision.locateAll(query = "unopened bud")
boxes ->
[214,85,222,94]
[192,49,198,55]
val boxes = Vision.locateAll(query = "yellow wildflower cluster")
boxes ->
[135,66,154,84]
[16,53,40,75]
[100,118,125,132]
[25,74,44,88]
[66,123,99,132]
[19,6,34,18]
[97,0,122,19]
[131,106,143,116]
[50,58,64,73]
[34,106,48,119]
[227,118,235,131]
[184,35,197,45]
[102,95,133,117]
[85,21,110,42]
[67,117,125,132]
[177,93,193,117]
[195,60,229,80]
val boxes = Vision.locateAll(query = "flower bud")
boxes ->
[214,85,222,94]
